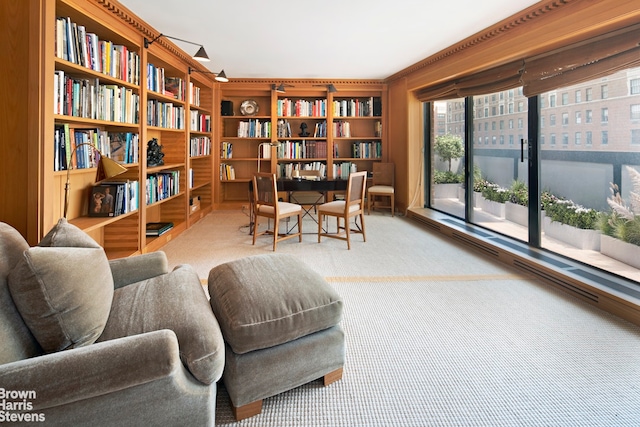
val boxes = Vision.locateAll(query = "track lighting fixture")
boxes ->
[313,84,338,93]
[144,34,210,62]
[188,67,229,83]
[272,83,294,93]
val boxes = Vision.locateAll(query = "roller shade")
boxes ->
[522,24,640,96]
[415,23,640,101]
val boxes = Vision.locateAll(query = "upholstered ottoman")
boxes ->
[208,253,345,421]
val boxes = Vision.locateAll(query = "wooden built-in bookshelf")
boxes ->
[3,0,217,252]
[217,85,387,208]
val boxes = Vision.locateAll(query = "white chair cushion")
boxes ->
[368,185,394,194]
[318,201,361,215]
[257,202,301,216]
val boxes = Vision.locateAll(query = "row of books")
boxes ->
[277,162,326,179]
[277,99,327,117]
[146,63,165,95]
[189,82,201,107]
[333,162,358,180]
[146,171,180,205]
[54,71,139,124]
[332,97,382,117]
[333,121,352,137]
[146,100,185,129]
[54,125,139,171]
[351,141,383,159]
[190,137,211,157]
[89,181,139,218]
[276,140,328,159]
[220,163,235,180]
[190,110,211,132]
[237,119,271,138]
[55,16,140,85]
[221,141,233,159]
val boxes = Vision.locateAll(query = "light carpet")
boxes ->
[160,211,640,426]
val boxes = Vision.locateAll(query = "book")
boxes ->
[146,222,173,236]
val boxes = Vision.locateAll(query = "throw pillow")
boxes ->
[98,264,225,385]
[8,246,114,353]
[38,218,100,248]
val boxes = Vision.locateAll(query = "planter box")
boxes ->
[473,192,482,207]
[542,216,600,250]
[458,186,465,203]
[505,202,528,226]
[478,197,505,218]
[434,183,461,199]
[600,235,640,269]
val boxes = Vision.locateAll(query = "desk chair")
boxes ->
[367,162,395,216]
[317,171,367,250]
[253,173,302,251]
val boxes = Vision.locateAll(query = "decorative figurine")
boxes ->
[299,122,310,137]
[147,138,165,167]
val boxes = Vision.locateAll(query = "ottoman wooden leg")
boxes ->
[232,399,263,421]
[323,367,343,386]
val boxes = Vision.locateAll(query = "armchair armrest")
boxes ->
[109,251,169,289]
[0,329,183,410]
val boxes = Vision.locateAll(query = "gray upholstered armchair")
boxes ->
[0,220,224,426]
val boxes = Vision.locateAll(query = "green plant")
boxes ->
[481,182,510,203]
[544,198,599,229]
[434,170,463,184]
[508,180,528,206]
[600,166,640,246]
[434,134,464,172]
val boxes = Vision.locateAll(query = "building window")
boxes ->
[540,96,546,108]
[550,114,556,126]
[518,118,524,129]
[562,93,569,105]
[550,133,556,146]
[586,110,593,123]
[575,111,582,124]
[510,135,515,145]
[492,121,496,130]
[601,84,608,99]
[500,105,504,115]
[562,133,569,145]
[631,78,640,95]
[586,88,593,101]
[484,122,489,131]
[500,120,504,130]
[550,94,556,107]
[601,108,609,123]
[500,135,505,145]
[631,104,640,120]
[602,130,608,145]
[575,90,582,103]
[540,135,545,145]
[562,112,569,125]
[485,137,489,145]
[575,132,581,145]
[509,119,514,129]
[492,136,497,145]
[586,131,592,146]
[632,129,640,145]
[518,101,524,112]
[540,116,545,128]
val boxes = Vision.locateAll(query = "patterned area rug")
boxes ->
[161,211,640,426]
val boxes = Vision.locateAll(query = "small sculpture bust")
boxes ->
[299,122,310,137]
[147,138,165,167]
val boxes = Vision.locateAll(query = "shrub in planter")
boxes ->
[481,182,510,203]
[600,166,640,246]
[508,180,528,207]
[434,170,463,184]
[544,198,599,230]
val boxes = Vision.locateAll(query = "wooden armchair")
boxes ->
[252,173,303,250]
[317,171,367,249]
